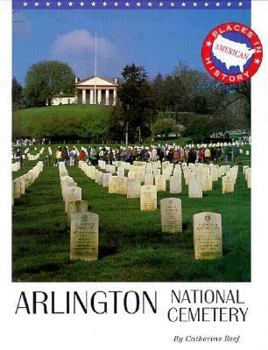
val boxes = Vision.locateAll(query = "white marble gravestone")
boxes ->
[64,186,82,212]
[67,200,89,226]
[144,173,154,186]
[127,179,141,199]
[155,175,166,192]
[102,173,111,187]
[160,198,182,233]
[117,177,128,195]
[140,185,157,211]
[193,212,222,259]
[222,176,234,194]
[170,175,182,194]
[108,176,119,194]
[70,212,99,261]
[188,178,203,198]
[202,175,213,192]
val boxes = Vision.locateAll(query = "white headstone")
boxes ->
[140,185,157,211]
[202,175,213,192]
[160,198,182,233]
[222,176,234,194]
[155,175,166,192]
[108,176,119,194]
[117,177,128,195]
[70,212,99,261]
[170,175,182,194]
[67,200,89,226]
[127,179,141,199]
[188,178,203,198]
[102,173,111,187]
[193,212,222,259]
[144,173,154,186]
[64,186,82,212]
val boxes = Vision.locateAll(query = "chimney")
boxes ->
[114,78,118,84]
[75,77,78,84]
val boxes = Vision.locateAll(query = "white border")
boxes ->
[0,2,268,349]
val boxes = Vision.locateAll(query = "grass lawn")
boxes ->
[13,104,111,140]
[12,147,250,282]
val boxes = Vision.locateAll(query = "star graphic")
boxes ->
[148,2,152,6]
[159,2,163,6]
[181,2,186,6]
[46,2,51,6]
[125,2,130,6]
[80,1,85,6]
[114,2,118,6]
[204,2,209,6]
[170,2,175,6]
[68,1,73,6]
[103,2,107,6]
[254,58,261,65]
[193,2,197,6]
[34,2,39,6]
[216,1,220,6]
[238,1,243,6]
[227,1,232,6]
[136,2,141,6]
[23,2,28,6]
[91,1,96,5]
[206,41,212,47]
[57,2,62,6]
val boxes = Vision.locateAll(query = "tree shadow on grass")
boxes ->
[99,245,118,259]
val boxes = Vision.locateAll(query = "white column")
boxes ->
[113,89,117,105]
[105,89,109,105]
[90,89,94,104]
[97,89,102,104]
[82,89,86,104]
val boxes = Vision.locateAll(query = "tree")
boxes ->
[24,60,75,107]
[151,117,185,139]
[117,64,154,145]
[218,81,251,124]
[172,63,218,113]
[12,77,23,110]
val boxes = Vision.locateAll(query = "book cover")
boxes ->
[0,0,267,349]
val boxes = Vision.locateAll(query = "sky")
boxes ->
[13,9,250,85]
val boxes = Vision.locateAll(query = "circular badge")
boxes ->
[201,22,263,84]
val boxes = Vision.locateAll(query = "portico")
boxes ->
[75,76,118,106]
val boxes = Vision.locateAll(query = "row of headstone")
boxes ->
[193,212,222,259]
[181,163,241,195]
[58,162,99,262]
[12,161,44,204]
[12,161,21,172]
[80,160,181,196]
[221,165,239,194]
[243,166,251,189]
[78,160,223,260]
[27,147,44,161]
[160,201,222,260]
[83,158,244,202]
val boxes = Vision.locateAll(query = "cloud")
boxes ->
[50,30,116,78]
[13,10,32,40]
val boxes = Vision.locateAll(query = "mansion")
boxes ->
[51,76,118,106]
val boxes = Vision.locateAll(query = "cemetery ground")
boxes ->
[12,146,250,282]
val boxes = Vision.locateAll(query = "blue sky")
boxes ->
[13,9,250,85]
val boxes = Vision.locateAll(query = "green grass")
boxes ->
[12,150,251,282]
[14,104,111,124]
[13,104,112,139]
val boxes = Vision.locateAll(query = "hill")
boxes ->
[13,104,112,141]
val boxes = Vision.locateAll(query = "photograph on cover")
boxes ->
[12,1,253,282]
